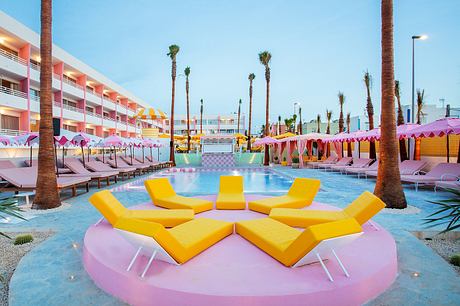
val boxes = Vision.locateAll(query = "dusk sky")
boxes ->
[1,0,459,128]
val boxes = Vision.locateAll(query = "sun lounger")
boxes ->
[329,158,372,173]
[144,178,213,213]
[318,157,352,171]
[269,191,385,227]
[216,176,246,209]
[23,159,73,174]
[135,157,161,170]
[0,166,90,197]
[63,158,118,188]
[89,190,194,227]
[308,156,337,168]
[0,160,17,169]
[365,160,426,179]
[115,217,233,276]
[400,163,460,191]
[120,156,151,172]
[434,180,460,192]
[236,217,362,280]
[248,178,321,214]
[345,161,378,178]
[86,159,135,180]
[103,157,139,176]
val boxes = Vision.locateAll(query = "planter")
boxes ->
[291,163,300,169]
[281,161,287,166]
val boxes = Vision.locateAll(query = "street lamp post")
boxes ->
[411,35,427,123]
[293,102,299,134]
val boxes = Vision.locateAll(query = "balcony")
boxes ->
[0,128,28,136]
[0,49,28,78]
[102,98,116,111]
[0,86,28,111]
[86,90,102,104]
[62,77,84,99]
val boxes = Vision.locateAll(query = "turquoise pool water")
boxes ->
[113,168,294,195]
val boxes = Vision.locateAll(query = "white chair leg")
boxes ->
[331,249,349,277]
[127,246,142,271]
[316,252,334,282]
[141,249,158,278]
[415,182,418,192]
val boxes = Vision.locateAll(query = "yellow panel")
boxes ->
[142,128,159,137]
[420,135,460,157]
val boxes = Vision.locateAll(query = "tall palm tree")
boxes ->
[34,0,60,209]
[298,107,303,134]
[237,99,242,134]
[338,92,345,133]
[277,115,281,135]
[316,114,321,133]
[326,110,332,157]
[200,99,203,134]
[247,73,255,152]
[395,80,407,161]
[346,112,353,157]
[167,44,179,165]
[184,66,191,153]
[364,71,377,159]
[259,51,272,166]
[414,89,424,160]
[374,0,407,209]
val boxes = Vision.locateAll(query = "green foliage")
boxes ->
[274,156,279,161]
[0,197,26,239]
[450,254,460,267]
[248,73,255,81]
[184,66,191,76]
[283,156,287,162]
[167,44,180,59]
[292,157,300,163]
[13,234,33,245]
[258,51,272,66]
[424,188,460,233]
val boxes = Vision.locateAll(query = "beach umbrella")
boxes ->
[71,132,92,168]
[0,135,12,146]
[14,132,39,166]
[101,135,125,167]
[253,136,280,146]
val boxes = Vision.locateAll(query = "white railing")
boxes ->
[0,86,28,99]
[53,73,61,80]
[103,98,116,107]
[30,62,40,71]
[0,128,28,136]
[53,101,61,107]
[30,94,40,101]
[0,49,28,65]
[62,103,84,113]
[62,77,84,91]
[104,116,116,122]
[89,112,102,118]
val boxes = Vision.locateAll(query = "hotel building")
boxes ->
[0,11,162,138]
[166,113,246,136]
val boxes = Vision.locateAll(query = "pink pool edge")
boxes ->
[83,195,397,306]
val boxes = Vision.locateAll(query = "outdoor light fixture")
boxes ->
[411,34,428,123]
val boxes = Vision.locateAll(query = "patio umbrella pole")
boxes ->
[54,142,59,177]
[142,146,145,163]
[150,147,153,162]
[446,134,450,163]
[102,148,105,163]
[130,145,133,165]
[81,145,86,168]
[114,146,118,168]
[62,146,65,166]
[87,146,90,163]
[29,146,33,167]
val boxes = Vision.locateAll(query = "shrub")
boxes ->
[450,254,460,267]
[14,234,33,245]
[283,157,286,162]
[424,188,460,233]
[292,157,299,163]
[274,156,279,161]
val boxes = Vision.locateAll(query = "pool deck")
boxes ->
[1,166,460,305]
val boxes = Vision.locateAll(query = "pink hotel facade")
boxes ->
[0,11,161,138]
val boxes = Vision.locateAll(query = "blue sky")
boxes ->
[1,0,459,128]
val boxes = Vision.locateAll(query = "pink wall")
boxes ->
[53,62,64,127]
[18,44,31,132]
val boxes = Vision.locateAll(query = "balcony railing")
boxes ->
[0,49,28,66]
[0,128,28,136]
[53,73,61,80]
[0,86,27,99]
[62,77,84,91]
[30,94,40,102]
[89,112,102,119]
[30,62,40,71]
[104,116,116,122]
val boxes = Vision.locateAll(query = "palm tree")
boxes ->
[395,80,407,161]
[259,51,272,166]
[277,115,281,135]
[184,66,191,153]
[326,110,332,157]
[364,71,377,159]
[414,89,424,160]
[346,112,353,157]
[374,0,407,209]
[34,0,60,209]
[338,92,345,133]
[247,73,255,152]
[200,99,203,134]
[237,99,242,134]
[167,44,180,165]
[298,107,303,134]
[316,114,321,133]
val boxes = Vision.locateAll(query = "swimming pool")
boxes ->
[112,168,294,195]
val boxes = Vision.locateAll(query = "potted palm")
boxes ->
[281,157,287,166]
[292,156,300,168]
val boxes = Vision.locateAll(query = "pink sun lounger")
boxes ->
[329,158,373,173]
[63,158,119,188]
[365,160,427,179]
[400,162,460,191]
[308,156,338,168]
[85,159,135,180]
[318,157,352,171]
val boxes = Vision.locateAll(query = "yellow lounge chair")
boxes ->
[144,178,213,213]
[248,178,321,214]
[269,191,386,228]
[89,190,194,227]
[216,175,246,210]
[115,217,234,277]
[236,217,362,281]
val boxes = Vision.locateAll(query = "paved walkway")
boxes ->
[1,167,459,305]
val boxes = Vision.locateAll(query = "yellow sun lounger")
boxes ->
[144,178,213,213]
[269,191,386,228]
[236,217,362,280]
[115,217,234,277]
[216,175,246,210]
[89,190,194,227]
[248,178,321,214]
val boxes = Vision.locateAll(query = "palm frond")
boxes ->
[258,51,272,66]
[248,73,255,81]
[167,44,180,59]
[394,80,400,98]
[364,70,372,89]
[338,91,345,106]
[423,188,460,233]
[184,66,191,76]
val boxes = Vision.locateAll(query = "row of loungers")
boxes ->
[89,177,386,280]
[0,156,172,199]
[309,156,460,191]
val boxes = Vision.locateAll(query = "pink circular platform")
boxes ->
[83,195,397,306]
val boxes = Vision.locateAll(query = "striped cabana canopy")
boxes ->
[134,108,168,120]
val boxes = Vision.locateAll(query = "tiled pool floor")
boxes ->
[1,166,459,305]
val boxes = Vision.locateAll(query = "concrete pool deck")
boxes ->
[1,166,460,305]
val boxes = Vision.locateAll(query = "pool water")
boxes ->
[112,168,294,195]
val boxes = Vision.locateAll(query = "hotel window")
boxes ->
[63,74,77,85]
[86,85,94,93]
[1,79,20,91]
[63,99,77,108]
[63,124,77,132]
[0,44,18,56]
[1,114,19,131]
[86,106,94,113]
[30,58,40,68]
[30,88,40,99]
[86,128,94,135]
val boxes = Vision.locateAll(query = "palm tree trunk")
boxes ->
[169,60,176,166]
[396,96,408,161]
[374,0,407,208]
[186,76,190,153]
[33,0,61,209]
[264,69,270,166]
[248,80,253,152]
